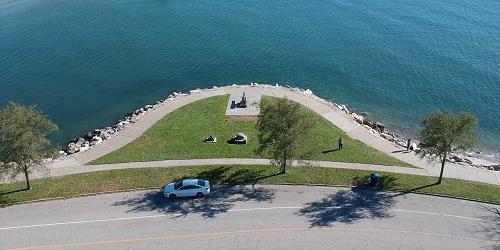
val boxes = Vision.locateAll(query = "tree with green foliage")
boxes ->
[419,111,478,184]
[256,97,315,173]
[0,103,58,190]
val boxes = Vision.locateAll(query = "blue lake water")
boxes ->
[1,0,499,158]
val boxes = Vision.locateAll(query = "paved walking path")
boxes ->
[32,158,429,180]
[25,85,500,185]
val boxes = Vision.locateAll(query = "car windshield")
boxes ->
[174,181,183,190]
[197,180,206,186]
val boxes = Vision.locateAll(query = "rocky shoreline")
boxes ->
[334,100,500,171]
[62,90,189,155]
[60,83,499,171]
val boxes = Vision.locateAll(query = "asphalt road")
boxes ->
[1,185,499,250]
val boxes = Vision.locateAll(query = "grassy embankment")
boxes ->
[91,95,412,168]
[1,165,499,205]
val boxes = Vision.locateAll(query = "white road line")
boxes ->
[393,209,484,221]
[0,214,181,231]
[440,214,484,221]
[0,208,306,231]
[0,206,483,231]
[228,206,303,212]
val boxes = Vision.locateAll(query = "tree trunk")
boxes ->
[23,165,31,190]
[437,152,447,184]
[281,154,287,174]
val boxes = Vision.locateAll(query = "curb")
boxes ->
[392,189,500,206]
[274,182,500,206]
[2,183,499,207]
[0,187,160,208]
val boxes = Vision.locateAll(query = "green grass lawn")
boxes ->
[1,165,499,205]
[90,95,412,167]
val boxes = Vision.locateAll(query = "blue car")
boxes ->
[164,179,210,199]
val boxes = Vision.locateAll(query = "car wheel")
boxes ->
[169,194,176,199]
[196,192,204,198]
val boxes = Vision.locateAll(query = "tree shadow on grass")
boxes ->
[353,174,440,197]
[114,166,279,218]
[296,187,396,227]
[0,187,29,206]
[191,166,283,186]
[0,187,28,196]
[352,175,399,190]
[389,182,440,197]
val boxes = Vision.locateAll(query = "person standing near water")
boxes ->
[407,139,411,151]
[338,137,344,150]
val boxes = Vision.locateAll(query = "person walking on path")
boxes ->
[338,137,344,150]
[407,139,412,151]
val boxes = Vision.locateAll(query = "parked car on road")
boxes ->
[164,179,210,199]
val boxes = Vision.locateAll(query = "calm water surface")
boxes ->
[1,0,499,157]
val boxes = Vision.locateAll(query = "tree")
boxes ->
[0,102,58,190]
[256,97,315,173]
[419,111,478,184]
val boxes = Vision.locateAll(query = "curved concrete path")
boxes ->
[44,85,499,185]
[34,158,429,180]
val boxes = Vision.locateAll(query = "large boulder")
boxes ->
[115,120,129,131]
[351,113,365,124]
[90,136,103,146]
[395,139,407,148]
[450,155,464,163]
[83,132,93,140]
[105,127,116,135]
[487,165,500,171]
[189,89,202,94]
[75,137,86,147]
[341,105,349,114]
[92,129,103,137]
[99,132,110,140]
[363,119,374,127]
[79,142,90,152]
[387,132,398,138]
[380,133,392,140]
[463,158,473,165]
[67,142,80,154]
[373,122,385,133]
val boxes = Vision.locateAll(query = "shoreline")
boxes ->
[58,83,499,171]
